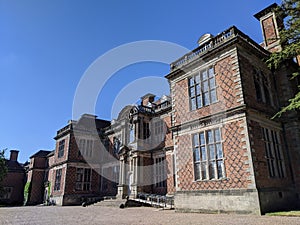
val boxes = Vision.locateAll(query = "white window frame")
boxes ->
[188,67,217,110]
[192,128,225,180]
[79,139,94,157]
[54,169,62,191]
[75,168,92,191]
[154,156,166,187]
[58,139,65,158]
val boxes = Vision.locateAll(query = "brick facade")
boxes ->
[0,150,25,205]
[25,3,299,214]
[165,4,299,214]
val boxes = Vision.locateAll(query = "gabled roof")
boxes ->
[29,150,52,158]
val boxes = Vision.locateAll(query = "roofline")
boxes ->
[165,26,269,80]
[254,3,278,20]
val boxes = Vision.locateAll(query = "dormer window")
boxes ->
[58,139,65,158]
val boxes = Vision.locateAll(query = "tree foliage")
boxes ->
[0,149,8,195]
[266,0,300,117]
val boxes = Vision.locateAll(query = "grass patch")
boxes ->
[266,211,300,217]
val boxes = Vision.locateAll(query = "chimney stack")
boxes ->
[254,3,285,53]
[10,150,19,161]
[141,93,155,106]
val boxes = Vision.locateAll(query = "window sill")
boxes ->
[190,100,220,112]
[193,177,228,182]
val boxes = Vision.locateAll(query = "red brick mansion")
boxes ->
[15,4,300,214]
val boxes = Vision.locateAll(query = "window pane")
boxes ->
[203,81,209,92]
[199,132,205,145]
[189,78,194,86]
[201,146,206,161]
[254,80,262,102]
[214,129,221,142]
[264,84,271,105]
[194,163,200,180]
[75,183,82,191]
[209,77,215,88]
[202,70,208,80]
[201,163,207,179]
[216,144,223,159]
[209,145,215,160]
[190,87,195,97]
[207,130,213,143]
[209,162,215,179]
[196,84,201,95]
[208,67,214,77]
[84,169,91,182]
[217,161,224,178]
[191,98,196,110]
[196,96,202,108]
[204,92,210,106]
[194,148,200,162]
[273,132,279,145]
[193,134,199,146]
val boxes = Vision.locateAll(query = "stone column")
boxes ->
[117,157,127,199]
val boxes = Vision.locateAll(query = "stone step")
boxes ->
[93,199,125,207]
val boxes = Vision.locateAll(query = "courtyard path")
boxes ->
[0,205,299,225]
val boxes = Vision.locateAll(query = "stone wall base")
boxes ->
[258,188,299,214]
[51,194,103,206]
[175,189,261,215]
[50,196,63,206]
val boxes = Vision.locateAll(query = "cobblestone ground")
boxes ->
[0,205,299,225]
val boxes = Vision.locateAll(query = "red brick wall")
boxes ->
[48,155,55,168]
[33,157,47,169]
[166,153,175,194]
[262,16,277,47]
[28,170,45,204]
[248,119,294,189]
[238,53,277,114]
[1,171,25,205]
[284,125,300,191]
[163,114,173,148]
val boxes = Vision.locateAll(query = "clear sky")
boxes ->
[0,0,281,162]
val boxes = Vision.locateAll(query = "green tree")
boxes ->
[0,149,8,195]
[266,0,300,117]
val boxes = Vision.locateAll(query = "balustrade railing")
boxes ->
[170,26,238,71]
[154,100,171,112]
[136,193,174,209]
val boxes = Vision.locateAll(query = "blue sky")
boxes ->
[0,0,281,162]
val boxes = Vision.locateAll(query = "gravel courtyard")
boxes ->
[0,205,299,225]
